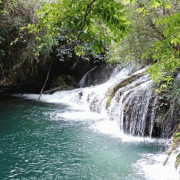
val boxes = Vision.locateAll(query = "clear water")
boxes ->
[0,97,179,180]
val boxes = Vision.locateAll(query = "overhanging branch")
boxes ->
[77,0,97,41]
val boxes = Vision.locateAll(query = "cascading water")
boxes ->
[19,64,179,139]
[107,69,154,136]
[62,65,157,137]
[12,65,180,180]
[78,67,97,87]
[21,65,169,137]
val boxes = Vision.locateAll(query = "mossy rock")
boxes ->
[172,125,180,169]
[106,72,144,110]
[112,73,144,96]
[51,74,76,89]
[106,97,112,110]
[51,76,65,88]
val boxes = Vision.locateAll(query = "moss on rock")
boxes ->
[106,72,143,110]
[51,74,76,90]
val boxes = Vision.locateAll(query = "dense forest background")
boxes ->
[0,0,180,94]
[0,0,107,95]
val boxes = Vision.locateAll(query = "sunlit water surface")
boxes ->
[0,96,179,180]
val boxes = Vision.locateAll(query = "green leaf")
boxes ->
[164,1,172,9]
[10,38,19,46]
[174,133,180,139]
[150,0,162,8]
[36,36,41,41]
[175,153,180,169]
[35,52,39,56]
[74,46,85,56]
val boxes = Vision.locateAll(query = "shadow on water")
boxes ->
[0,96,72,134]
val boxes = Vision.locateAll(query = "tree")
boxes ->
[139,0,180,88]
[106,1,164,65]
[0,0,53,86]
[27,0,132,55]
[23,0,134,99]
[106,0,180,90]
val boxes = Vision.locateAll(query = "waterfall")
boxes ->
[107,71,156,136]
[56,65,158,137]
[78,67,97,87]
[77,65,161,137]
[20,65,176,138]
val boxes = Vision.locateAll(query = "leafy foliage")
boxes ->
[142,0,180,86]
[0,0,51,84]
[173,123,180,169]
[28,0,132,55]
[107,0,180,91]
[106,0,165,65]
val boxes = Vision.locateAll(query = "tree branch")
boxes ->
[147,17,166,40]
[137,4,166,41]
[77,0,97,41]
[38,60,53,101]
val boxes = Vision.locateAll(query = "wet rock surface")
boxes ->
[79,64,116,87]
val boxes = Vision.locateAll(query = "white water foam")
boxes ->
[43,110,106,121]
[14,65,140,112]
[88,111,180,180]
[134,151,180,180]
[16,94,180,180]
[90,120,157,143]
[60,111,107,121]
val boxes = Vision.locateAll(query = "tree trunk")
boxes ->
[38,60,53,101]
[42,86,65,94]
[163,148,174,166]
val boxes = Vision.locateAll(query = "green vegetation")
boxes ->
[25,0,132,56]
[107,0,180,89]
[0,0,49,86]
[51,74,76,89]
[169,125,180,169]
[2,0,179,90]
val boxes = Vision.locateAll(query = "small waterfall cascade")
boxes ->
[43,65,159,137]
[108,78,157,137]
[23,65,177,138]
[78,67,97,87]
[63,65,158,137]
